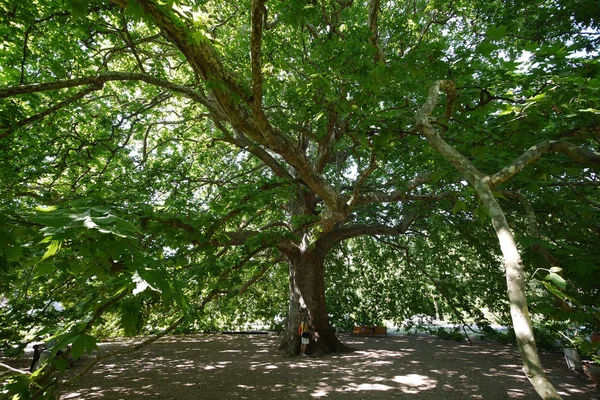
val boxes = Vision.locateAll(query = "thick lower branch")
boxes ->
[318,215,418,250]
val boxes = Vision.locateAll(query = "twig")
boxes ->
[0,362,31,375]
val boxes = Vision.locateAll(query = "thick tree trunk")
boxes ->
[278,246,353,356]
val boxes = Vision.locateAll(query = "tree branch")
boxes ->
[250,0,265,112]
[552,175,600,209]
[415,80,486,186]
[488,141,600,187]
[20,26,32,85]
[109,1,346,220]
[347,152,377,210]
[0,362,30,375]
[120,15,147,74]
[498,190,539,236]
[114,0,248,104]
[215,122,295,181]
[314,111,338,173]
[318,212,418,249]
[238,264,271,296]
[0,84,101,140]
[0,72,211,107]
[368,0,384,63]
[415,79,563,398]
[354,173,435,205]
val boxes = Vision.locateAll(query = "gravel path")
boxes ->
[5,333,600,399]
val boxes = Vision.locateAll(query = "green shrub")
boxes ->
[402,314,435,335]
[480,325,516,345]
[435,327,465,342]
[532,324,561,352]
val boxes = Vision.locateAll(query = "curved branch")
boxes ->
[498,190,539,236]
[107,1,344,218]
[489,141,600,187]
[0,84,101,140]
[318,212,419,250]
[218,230,260,246]
[416,79,562,399]
[114,0,247,103]
[20,26,32,85]
[120,16,147,74]
[314,111,339,173]
[238,264,271,295]
[1,72,209,104]
[552,175,600,209]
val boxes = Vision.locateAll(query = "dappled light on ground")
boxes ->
[52,334,599,399]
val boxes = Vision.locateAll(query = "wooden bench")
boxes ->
[351,325,387,336]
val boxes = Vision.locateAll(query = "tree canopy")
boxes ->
[1,0,599,398]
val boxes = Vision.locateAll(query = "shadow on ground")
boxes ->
[29,334,600,399]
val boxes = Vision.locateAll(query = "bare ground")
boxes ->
[4,333,600,399]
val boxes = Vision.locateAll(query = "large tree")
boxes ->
[1,0,599,398]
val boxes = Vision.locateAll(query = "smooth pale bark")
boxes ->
[415,80,562,399]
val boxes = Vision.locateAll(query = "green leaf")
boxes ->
[527,92,546,102]
[54,358,70,372]
[41,240,62,260]
[1,375,31,398]
[65,0,90,19]
[70,334,97,360]
[498,108,515,116]
[491,191,506,200]
[540,281,581,307]
[544,272,567,290]
[452,199,468,214]
[34,261,55,277]
[35,205,58,212]
[120,298,144,336]
[115,218,141,233]
[93,215,120,225]
[486,26,508,40]
[477,41,497,57]
[48,333,80,358]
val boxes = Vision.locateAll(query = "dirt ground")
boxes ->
[3,333,600,399]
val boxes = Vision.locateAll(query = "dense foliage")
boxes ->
[1,0,599,398]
